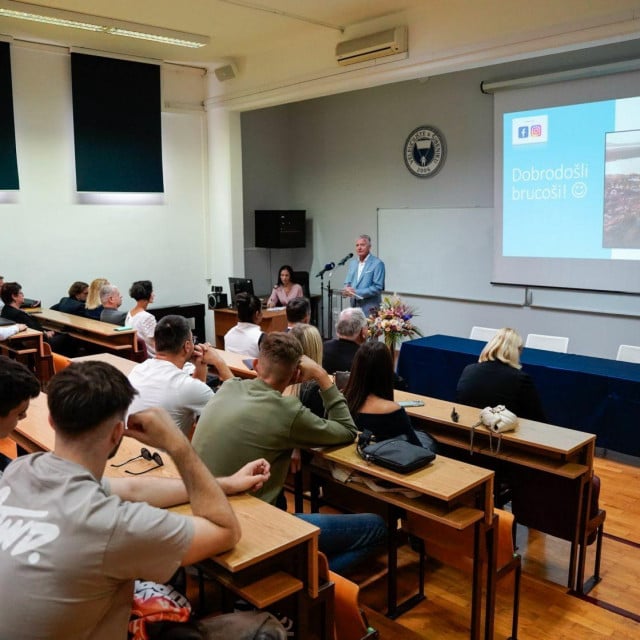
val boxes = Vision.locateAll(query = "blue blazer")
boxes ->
[344,254,385,317]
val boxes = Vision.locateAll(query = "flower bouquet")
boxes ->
[367,295,422,352]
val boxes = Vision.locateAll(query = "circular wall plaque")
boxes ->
[403,125,446,178]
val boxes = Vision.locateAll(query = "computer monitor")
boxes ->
[228,277,254,308]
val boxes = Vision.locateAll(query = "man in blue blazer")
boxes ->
[343,234,385,317]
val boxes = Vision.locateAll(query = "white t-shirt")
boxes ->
[128,359,213,435]
[224,322,262,358]
[125,310,157,358]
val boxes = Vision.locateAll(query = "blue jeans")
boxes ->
[295,512,386,575]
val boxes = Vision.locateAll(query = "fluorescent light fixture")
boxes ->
[0,1,209,48]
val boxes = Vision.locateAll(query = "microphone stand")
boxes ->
[318,273,325,338]
[326,274,334,340]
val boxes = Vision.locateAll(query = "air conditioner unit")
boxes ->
[336,27,407,66]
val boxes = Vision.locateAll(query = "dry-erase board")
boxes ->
[377,208,524,305]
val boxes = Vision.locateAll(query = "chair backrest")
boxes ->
[525,333,569,353]
[616,344,640,363]
[292,271,310,298]
[403,508,515,572]
[469,326,498,342]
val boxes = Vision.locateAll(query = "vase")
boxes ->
[384,334,400,368]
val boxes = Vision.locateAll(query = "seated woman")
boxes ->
[288,323,324,417]
[344,340,424,444]
[52,281,88,316]
[266,265,304,308]
[125,280,157,358]
[224,293,263,357]
[456,327,546,421]
[1,282,71,354]
[84,277,108,320]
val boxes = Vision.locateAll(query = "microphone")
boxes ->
[315,262,335,278]
[337,253,353,266]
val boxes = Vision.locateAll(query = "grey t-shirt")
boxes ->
[0,453,193,639]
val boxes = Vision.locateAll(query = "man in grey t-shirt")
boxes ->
[0,361,270,639]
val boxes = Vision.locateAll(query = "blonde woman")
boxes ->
[288,323,324,417]
[456,327,546,421]
[85,278,108,320]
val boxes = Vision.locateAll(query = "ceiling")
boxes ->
[0,0,424,68]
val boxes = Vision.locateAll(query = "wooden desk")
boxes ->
[72,352,137,375]
[1,328,51,385]
[213,308,287,349]
[11,397,323,636]
[311,443,495,638]
[32,309,139,355]
[396,389,596,593]
[215,348,257,378]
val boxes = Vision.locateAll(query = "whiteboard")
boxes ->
[378,208,524,305]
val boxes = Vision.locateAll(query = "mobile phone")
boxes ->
[398,400,425,408]
[242,358,254,370]
[114,326,132,332]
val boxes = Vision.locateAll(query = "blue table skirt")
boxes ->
[397,334,640,456]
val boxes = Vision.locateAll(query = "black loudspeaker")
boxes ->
[207,292,228,309]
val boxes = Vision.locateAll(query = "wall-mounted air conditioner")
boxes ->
[335,27,407,66]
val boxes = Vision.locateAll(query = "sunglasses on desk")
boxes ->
[110,447,164,475]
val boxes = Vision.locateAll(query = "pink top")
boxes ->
[267,283,304,307]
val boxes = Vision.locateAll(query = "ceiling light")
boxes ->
[0,1,209,48]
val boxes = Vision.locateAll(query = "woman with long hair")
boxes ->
[288,323,324,417]
[267,265,304,308]
[85,278,109,320]
[344,340,424,444]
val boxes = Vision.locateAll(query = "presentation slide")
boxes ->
[503,96,640,261]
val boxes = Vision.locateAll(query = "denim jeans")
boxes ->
[295,512,386,575]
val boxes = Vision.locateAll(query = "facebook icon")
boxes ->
[518,126,529,139]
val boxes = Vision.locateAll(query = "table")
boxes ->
[72,349,257,380]
[31,309,140,356]
[395,388,597,593]
[397,334,640,456]
[11,394,324,637]
[310,443,495,639]
[213,308,287,349]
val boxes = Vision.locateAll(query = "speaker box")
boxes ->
[207,292,228,309]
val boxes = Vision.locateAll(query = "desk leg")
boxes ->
[568,474,588,591]
[483,518,497,640]
[470,521,482,640]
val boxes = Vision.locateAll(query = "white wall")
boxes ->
[240,45,640,359]
[1,43,212,334]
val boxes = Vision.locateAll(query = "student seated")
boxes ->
[99,283,127,325]
[85,277,108,320]
[193,332,386,575]
[52,281,89,316]
[224,292,264,358]
[0,361,270,638]
[126,280,157,357]
[456,327,547,421]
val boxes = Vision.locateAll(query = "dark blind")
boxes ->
[71,53,163,192]
[0,42,19,190]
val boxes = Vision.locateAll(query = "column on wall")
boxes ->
[205,105,245,287]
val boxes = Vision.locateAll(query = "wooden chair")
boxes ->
[616,344,640,363]
[469,326,498,342]
[524,333,569,353]
[510,472,605,594]
[403,508,521,640]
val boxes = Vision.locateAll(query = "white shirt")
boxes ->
[128,359,213,436]
[356,253,370,282]
[0,324,19,340]
[224,322,262,358]
[125,310,157,358]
